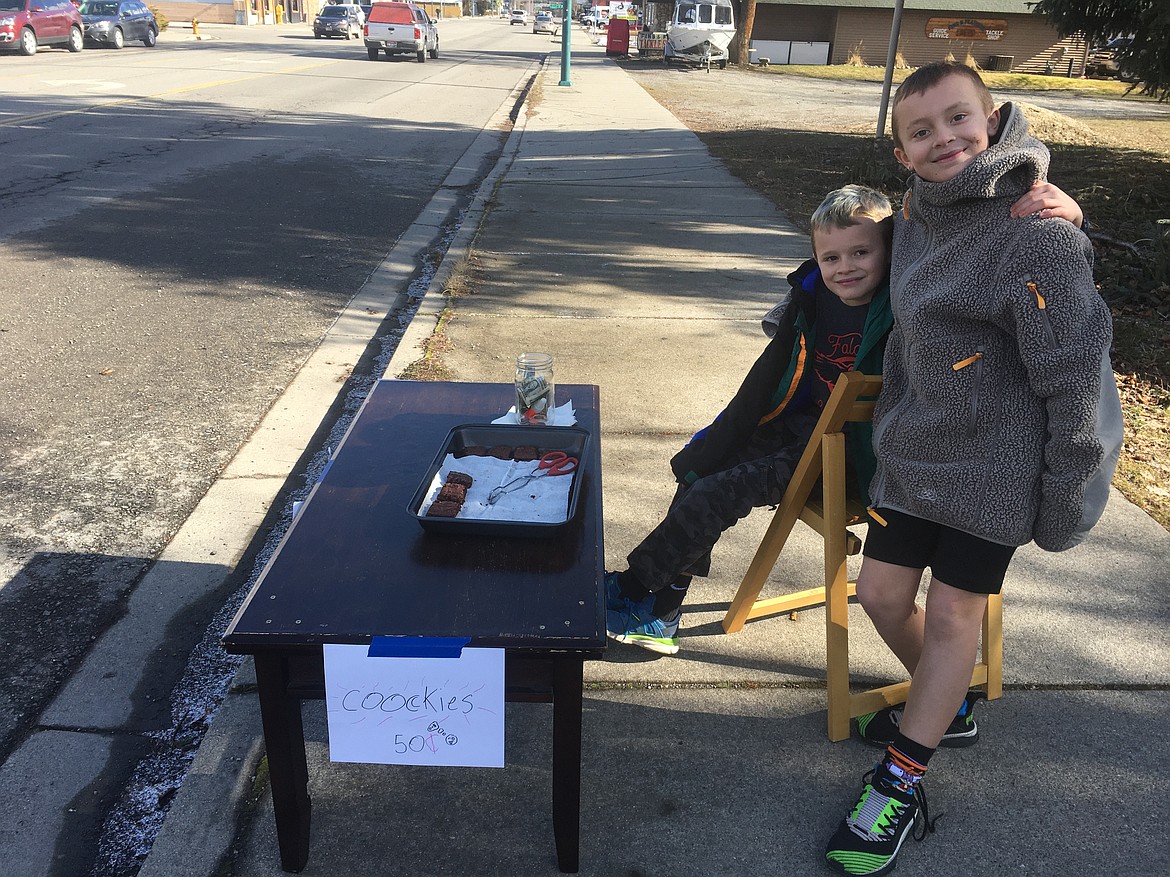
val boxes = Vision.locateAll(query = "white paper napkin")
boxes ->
[491,400,577,427]
[421,454,572,523]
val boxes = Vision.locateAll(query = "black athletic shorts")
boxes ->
[862,507,1017,595]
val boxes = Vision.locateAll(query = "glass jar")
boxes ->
[515,353,555,425]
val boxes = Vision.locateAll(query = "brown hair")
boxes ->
[891,62,995,149]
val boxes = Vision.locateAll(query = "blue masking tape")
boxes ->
[367,636,470,658]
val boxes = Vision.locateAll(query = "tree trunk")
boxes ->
[735,0,757,68]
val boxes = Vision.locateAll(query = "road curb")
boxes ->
[133,56,547,877]
[384,57,546,379]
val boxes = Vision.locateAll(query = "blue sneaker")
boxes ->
[604,570,629,612]
[606,600,680,655]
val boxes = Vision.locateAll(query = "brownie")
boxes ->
[487,445,512,460]
[425,500,461,518]
[513,446,539,462]
[445,471,473,489]
[437,482,466,503]
[454,445,488,458]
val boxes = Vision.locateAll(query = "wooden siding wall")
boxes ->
[748,5,1087,75]
[752,4,835,43]
[417,3,462,18]
[832,9,1086,73]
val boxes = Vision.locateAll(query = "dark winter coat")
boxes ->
[672,258,892,501]
[869,103,1116,551]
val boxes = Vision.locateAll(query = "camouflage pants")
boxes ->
[626,411,818,597]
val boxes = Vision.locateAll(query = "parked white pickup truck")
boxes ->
[363,1,438,62]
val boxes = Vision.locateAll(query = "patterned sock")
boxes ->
[877,733,935,795]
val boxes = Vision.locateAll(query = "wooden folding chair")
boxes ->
[721,371,1003,741]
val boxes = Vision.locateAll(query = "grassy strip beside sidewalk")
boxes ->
[639,67,1170,531]
[770,63,1150,100]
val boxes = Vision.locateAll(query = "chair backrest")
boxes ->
[811,370,883,434]
[783,371,883,516]
[721,370,884,634]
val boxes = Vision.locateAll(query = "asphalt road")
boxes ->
[0,16,545,857]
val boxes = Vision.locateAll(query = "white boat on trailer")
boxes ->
[663,0,735,70]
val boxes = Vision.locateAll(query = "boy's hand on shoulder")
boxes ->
[1010,182,1084,229]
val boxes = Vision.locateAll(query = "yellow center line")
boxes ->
[0,59,338,128]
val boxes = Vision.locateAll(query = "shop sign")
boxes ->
[926,18,1007,41]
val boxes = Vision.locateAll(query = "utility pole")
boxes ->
[559,0,572,85]
[876,0,905,141]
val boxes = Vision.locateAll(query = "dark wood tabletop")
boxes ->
[223,380,605,654]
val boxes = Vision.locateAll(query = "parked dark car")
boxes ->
[79,0,156,48]
[0,0,84,55]
[313,3,360,39]
[1086,36,1132,77]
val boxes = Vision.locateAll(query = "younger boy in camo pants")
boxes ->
[605,185,895,655]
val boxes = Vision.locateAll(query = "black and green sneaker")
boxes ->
[856,690,986,749]
[825,773,935,876]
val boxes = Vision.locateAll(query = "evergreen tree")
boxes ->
[1033,0,1169,99]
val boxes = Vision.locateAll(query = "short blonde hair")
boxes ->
[810,184,894,253]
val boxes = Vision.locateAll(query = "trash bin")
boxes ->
[606,17,630,56]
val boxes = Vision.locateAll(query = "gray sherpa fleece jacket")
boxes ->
[869,102,1114,551]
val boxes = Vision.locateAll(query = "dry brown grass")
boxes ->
[394,258,484,381]
[633,67,1170,531]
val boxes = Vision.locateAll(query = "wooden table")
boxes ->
[222,380,605,873]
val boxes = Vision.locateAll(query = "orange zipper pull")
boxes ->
[867,507,888,527]
[1027,281,1046,309]
[952,352,983,371]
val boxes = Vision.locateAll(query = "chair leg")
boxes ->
[822,433,851,741]
[983,592,1003,700]
[723,502,802,633]
[825,584,851,741]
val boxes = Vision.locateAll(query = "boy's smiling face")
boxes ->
[893,72,1000,183]
[813,219,889,307]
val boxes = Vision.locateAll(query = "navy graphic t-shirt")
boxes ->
[811,286,869,409]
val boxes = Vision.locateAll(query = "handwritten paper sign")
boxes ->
[323,641,505,767]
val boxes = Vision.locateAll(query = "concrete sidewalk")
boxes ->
[141,39,1170,877]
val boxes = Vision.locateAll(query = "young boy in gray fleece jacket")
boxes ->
[825,63,1121,877]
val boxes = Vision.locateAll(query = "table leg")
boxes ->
[254,653,312,873]
[551,654,584,873]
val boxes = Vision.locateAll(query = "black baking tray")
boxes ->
[408,424,590,537]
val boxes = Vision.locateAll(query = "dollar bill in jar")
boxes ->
[515,353,554,425]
